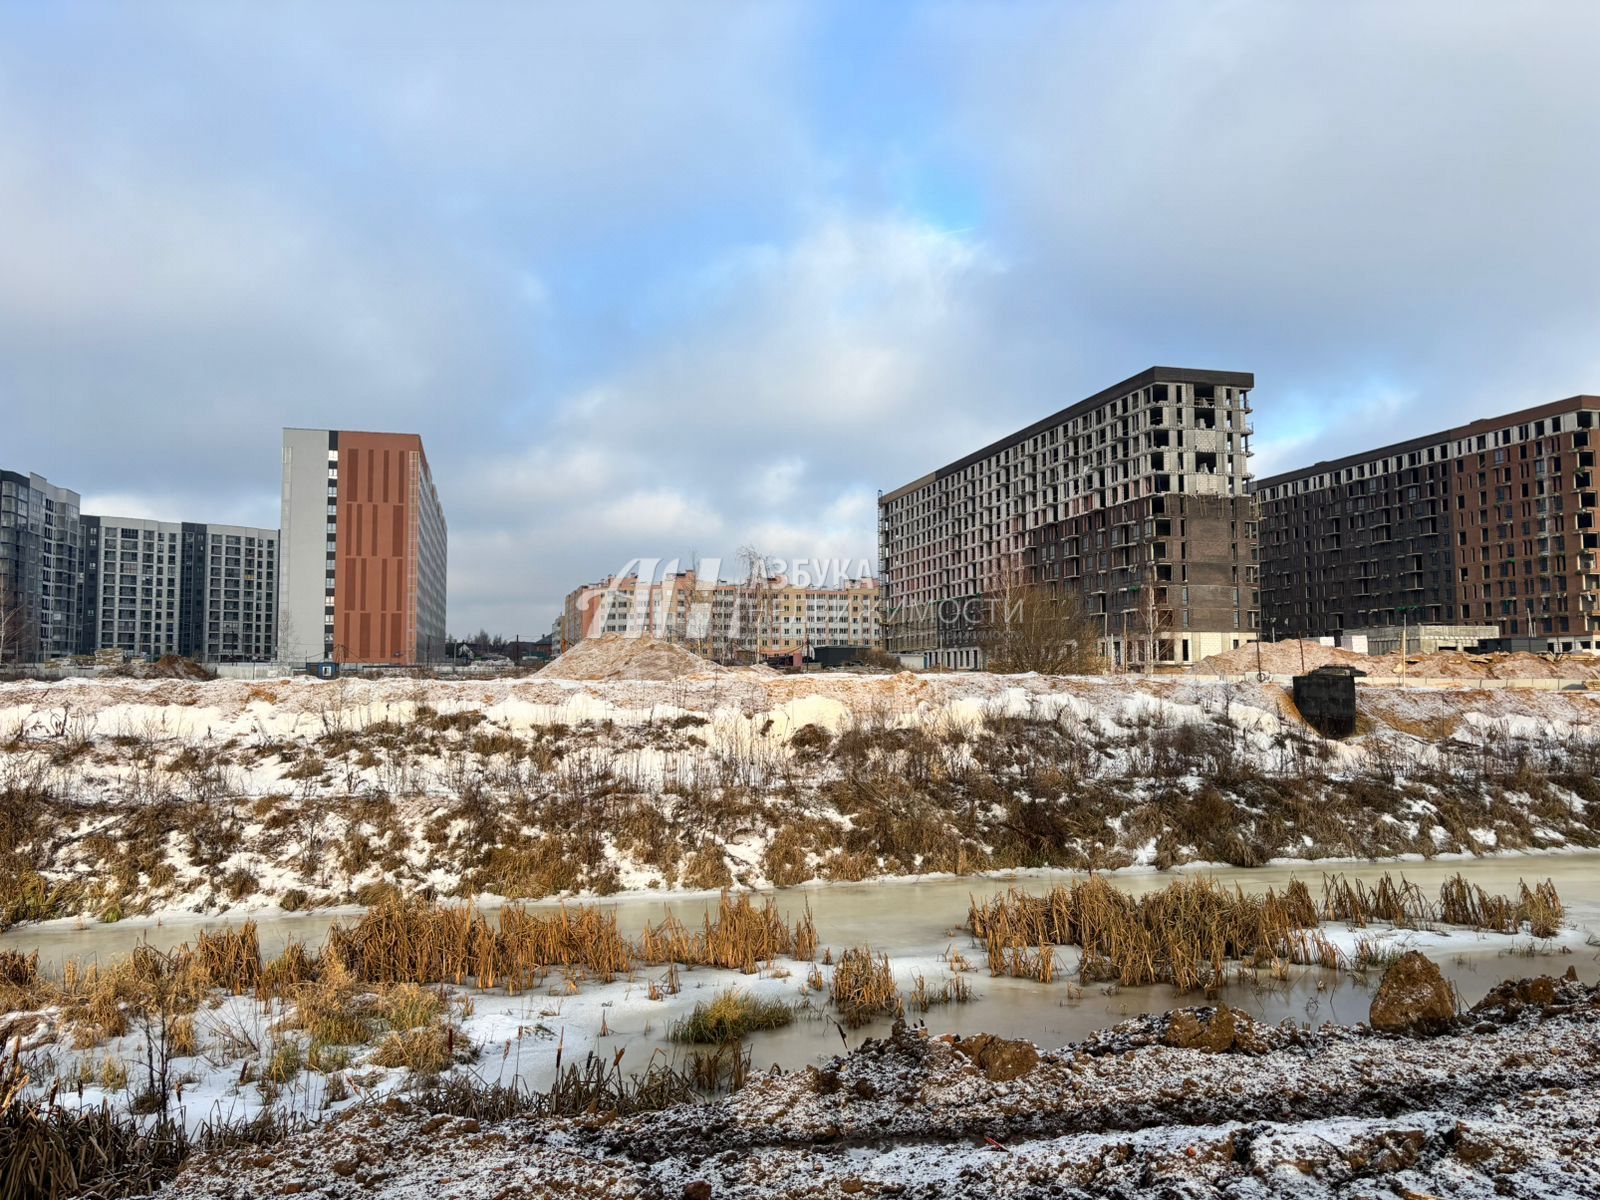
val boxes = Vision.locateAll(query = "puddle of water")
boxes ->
[6,853,1595,1088]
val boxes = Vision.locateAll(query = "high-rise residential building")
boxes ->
[78,517,278,661]
[1256,395,1600,651]
[0,470,84,662]
[878,367,1259,669]
[80,517,184,659]
[197,524,279,661]
[280,429,447,664]
[559,569,880,657]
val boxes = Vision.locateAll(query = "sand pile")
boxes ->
[539,635,720,681]
[1197,639,1369,675]
[1200,639,1600,680]
[1366,649,1600,680]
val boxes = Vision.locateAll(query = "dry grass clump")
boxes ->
[326,897,632,990]
[968,872,1564,992]
[907,972,974,1011]
[279,961,372,1046]
[669,988,793,1044]
[0,951,39,1011]
[377,983,444,1031]
[1518,879,1564,939]
[322,891,819,995]
[0,868,86,932]
[46,937,239,1046]
[830,947,900,1028]
[0,1042,295,1200]
[369,1023,472,1076]
[1437,875,1564,937]
[1,892,828,1060]
[1320,874,1430,927]
[263,1038,304,1085]
[678,843,733,891]
[637,892,816,974]
[692,892,817,972]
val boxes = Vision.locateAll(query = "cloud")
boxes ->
[924,0,1600,449]
[456,212,1009,622]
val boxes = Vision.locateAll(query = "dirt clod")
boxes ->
[948,1034,1041,1081]
[1369,951,1456,1036]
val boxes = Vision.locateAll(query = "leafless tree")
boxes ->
[0,586,34,666]
[978,566,1106,675]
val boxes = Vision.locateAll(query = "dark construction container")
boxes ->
[810,645,872,669]
[1292,664,1362,738]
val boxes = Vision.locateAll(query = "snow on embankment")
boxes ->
[2,670,1600,919]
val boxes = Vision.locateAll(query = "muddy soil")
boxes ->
[163,971,1600,1199]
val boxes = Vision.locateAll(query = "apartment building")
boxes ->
[878,367,1258,669]
[280,429,447,664]
[78,518,278,661]
[1256,395,1600,651]
[0,470,84,663]
[560,569,879,658]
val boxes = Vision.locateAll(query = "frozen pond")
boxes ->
[5,852,1597,1099]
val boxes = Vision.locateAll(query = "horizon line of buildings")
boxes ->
[12,378,1600,672]
[1,428,447,666]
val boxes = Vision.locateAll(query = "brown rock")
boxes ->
[681,1183,713,1200]
[1369,952,1456,1036]
[948,1034,1041,1081]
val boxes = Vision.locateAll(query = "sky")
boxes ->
[4,1,1599,636]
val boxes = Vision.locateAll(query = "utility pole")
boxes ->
[1120,594,1130,674]
[1398,606,1409,681]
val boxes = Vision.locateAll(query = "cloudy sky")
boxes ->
[5,2,1599,635]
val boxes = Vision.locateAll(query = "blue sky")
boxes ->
[4,1,1599,633]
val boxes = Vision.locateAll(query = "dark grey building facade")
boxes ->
[1257,395,1600,650]
[0,469,84,663]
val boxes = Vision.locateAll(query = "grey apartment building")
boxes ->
[80,518,278,661]
[879,367,1259,669]
[1257,395,1600,651]
[0,470,84,662]
[4,464,279,663]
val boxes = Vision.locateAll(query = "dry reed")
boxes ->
[830,947,900,1027]
[967,872,1561,992]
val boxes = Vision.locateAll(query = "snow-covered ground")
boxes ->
[3,670,1600,919]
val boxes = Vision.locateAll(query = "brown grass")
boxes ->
[829,946,900,1027]
[967,872,1561,992]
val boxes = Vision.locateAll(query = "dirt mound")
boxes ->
[1197,639,1369,676]
[540,635,719,682]
[1368,649,1600,680]
[1369,951,1457,1036]
[165,992,1600,1199]
[945,1033,1040,1080]
[117,655,214,680]
[1200,639,1600,680]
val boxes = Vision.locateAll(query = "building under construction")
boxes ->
[1256,394,1600,652]
[878,366,1260,669]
